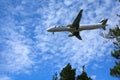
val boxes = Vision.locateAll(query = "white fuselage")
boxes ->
[47,24,106,32]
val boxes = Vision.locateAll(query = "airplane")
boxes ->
[47,9,108,40]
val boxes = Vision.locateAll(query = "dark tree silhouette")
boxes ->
[53,72,58,80]
[109,27,120,78]
[77,65,92,80]
[54,63,92,80]
[60,63,76,80]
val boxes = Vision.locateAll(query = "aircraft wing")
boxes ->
[72,9,83,29]
[74,32,82,40]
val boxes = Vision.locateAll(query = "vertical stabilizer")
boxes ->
[100,19,108,30]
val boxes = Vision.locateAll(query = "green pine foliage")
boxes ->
[77,71,92,80]
[53,72,58,80]
[60,63,76,80]
[52,63,92,80]
[77,71,88,80]
[109,26,120,78]
[77,65,92,80]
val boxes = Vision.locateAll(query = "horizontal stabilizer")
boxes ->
[100,19,108,30]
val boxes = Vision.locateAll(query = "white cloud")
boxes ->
[0,75,12,80]
[91,75,96,80]
[63,0,76,6]
[0,18,35,74]
[0,0,119,80]
[34,0,118,70]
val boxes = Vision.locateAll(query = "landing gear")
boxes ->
[52,32,54,35]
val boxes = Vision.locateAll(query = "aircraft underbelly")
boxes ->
[48,24,105,32]
[79,24,104,31]
[50,27,72,32]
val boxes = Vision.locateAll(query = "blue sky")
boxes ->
[0,0,120,80]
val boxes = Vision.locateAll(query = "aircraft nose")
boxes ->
[47,28,52,32]
[47,28,50,32]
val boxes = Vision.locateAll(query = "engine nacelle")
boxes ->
[68,34,74,37]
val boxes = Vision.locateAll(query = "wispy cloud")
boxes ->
[0,75,12,80]
[35,0,117,69]
[0,22,35,74]
[0,0,119,80]
[91,75,96,80]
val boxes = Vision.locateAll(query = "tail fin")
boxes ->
[100,19,108,30]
